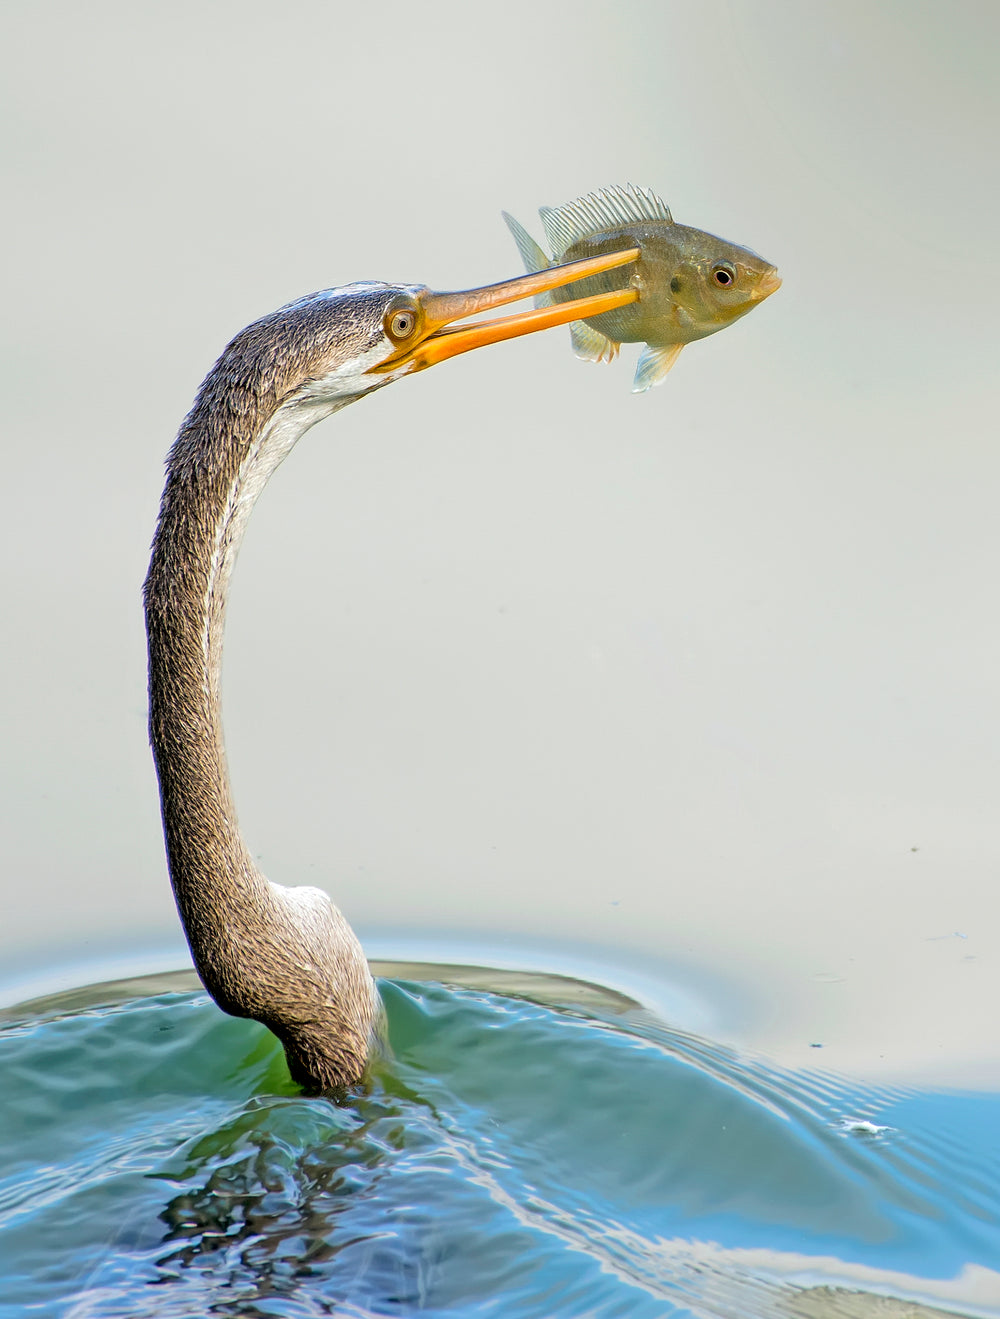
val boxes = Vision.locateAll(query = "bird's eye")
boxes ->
[387,308,417,340]
[712,262,737,288]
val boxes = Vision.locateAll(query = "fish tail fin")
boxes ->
[502,211,555,307]
[570,321,620,364]
[633,343,684,393]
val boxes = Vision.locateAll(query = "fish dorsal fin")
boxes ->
[501,210,554,307]
[633,343,684,393]
[539,184,673,258]
[570,320,619,363]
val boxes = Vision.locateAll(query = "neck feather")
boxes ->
[144,327,377,1088]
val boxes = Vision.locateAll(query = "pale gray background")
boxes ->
[2,1,997,1082]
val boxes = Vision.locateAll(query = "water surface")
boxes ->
[1,969,998,1318]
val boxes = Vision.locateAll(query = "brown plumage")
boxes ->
[144,290,391,1089]
[143,258,641,1090]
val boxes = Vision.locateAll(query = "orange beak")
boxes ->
[370,248,640,374]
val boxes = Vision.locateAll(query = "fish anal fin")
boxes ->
[540,184,673,258]
[570,320,619,364]
[501,211,555,308]
[633,343,684,393]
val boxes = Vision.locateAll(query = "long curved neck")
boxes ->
[145,392,334,944]
[144,325,377,1088]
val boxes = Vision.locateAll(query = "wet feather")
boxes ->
[503,185,780,392]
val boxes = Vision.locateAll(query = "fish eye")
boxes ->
[386,307,418,340]
[712,262,737,288]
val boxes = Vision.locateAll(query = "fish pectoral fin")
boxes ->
[501,211,555,307]
[570,320,619,363]
[632,343,684,393]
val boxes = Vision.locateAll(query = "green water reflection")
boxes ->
[0,974,997,1317]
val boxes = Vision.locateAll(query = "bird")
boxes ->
[143,248,640,1090]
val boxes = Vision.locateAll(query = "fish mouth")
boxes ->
[370,249,640,374]
[751,266,782,302]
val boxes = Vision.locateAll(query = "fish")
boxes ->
[502,184,781,392]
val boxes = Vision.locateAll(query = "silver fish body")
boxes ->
[503,185,780,392]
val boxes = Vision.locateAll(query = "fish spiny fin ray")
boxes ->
[633,343,684,393]
[540,184,673,258]
[501,211,555,307]
[570,321,620,363]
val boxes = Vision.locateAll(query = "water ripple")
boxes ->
[0,974,996,1317]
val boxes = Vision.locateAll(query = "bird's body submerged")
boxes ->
[143,286,397,1088]
[503,184,781,391]
[144,258,642,1090]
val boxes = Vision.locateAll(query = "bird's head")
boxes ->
[264,251,640,408]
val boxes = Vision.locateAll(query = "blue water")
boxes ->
[0,971,997,1317]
